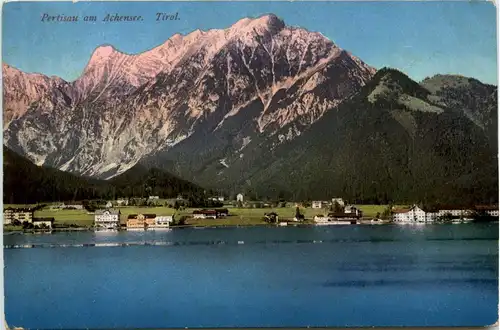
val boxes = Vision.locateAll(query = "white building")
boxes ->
[393,206,437,223]
[236,194,244,202]
[313,215,330,223]
[312,201,322,209]
[487,209,499,217]
[312,201,330,209]
[3,208,33,224]
[105,201,113,208]
[437,209,473,218]
[149,196,160,200]
[94,209,121,229]
[475,205,499,217]
[155,215,173,228]
[344,205,362,217]
[192,210,217,219]
[33,218,54,229]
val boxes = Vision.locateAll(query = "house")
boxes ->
[192,210,218,219]
[126,214,156,230]
[312,201,331,209]
[264,212,279,223]
[312,201,323,209]
[4,207,34,225]
[344,205,363,217]
[392,207,412,222]
[94,209,121,229]
[392,205,437,223]
[33,217,55,229]
[148,196,160,200]
[155,215,174,228]
[331,198,345,207]
[327,212,360,224]
[105,201,113,208]
[216,208,229,217]
[328,211,361,219]
[236,193,244,202]
[437,207,473,219]
[474,205,499,217]
[209,197,225,202]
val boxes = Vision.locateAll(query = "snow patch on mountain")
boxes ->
[219,158,230,168]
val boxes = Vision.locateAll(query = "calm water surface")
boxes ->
[4,224,498,328]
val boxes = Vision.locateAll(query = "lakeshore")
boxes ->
[5,202,496,234]
[1,203,402,229]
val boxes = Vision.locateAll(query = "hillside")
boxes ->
[108,164,207,198]
[170,68,498,205]
[4,147,107,204]
[3,147,205,204]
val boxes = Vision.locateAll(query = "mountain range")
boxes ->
[3,14,498,204]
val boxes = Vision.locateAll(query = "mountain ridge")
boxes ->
[4,13,375,178]
[143,67,497,205]
[3,15,497,205]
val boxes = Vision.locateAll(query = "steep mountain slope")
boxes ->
[4,14,375,178]
[3,147,204,204]
[420,74,498,150]
[170,68,497,205]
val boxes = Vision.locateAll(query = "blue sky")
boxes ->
[2,1,497,84]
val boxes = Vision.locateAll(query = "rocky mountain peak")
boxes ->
[4,14,376,179]
[232,13,285,33]
[87,45,120,63]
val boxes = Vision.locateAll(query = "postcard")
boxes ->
[2,1,498,329]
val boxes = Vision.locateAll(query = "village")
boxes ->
[3,193,499,232]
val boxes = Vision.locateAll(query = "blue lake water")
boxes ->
[4,224,499,328]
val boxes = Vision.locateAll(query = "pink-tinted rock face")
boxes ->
[3,14,375,178]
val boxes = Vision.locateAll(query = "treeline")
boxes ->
[3,147,209,204]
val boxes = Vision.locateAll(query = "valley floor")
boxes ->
[3,204,397,229]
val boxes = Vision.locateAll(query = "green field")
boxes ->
[4,204,403,227]
[4,225,23,232]
[34,209,94,226]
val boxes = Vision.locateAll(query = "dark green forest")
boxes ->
[3,147,207,204]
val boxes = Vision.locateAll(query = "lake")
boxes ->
[4,224,498,328]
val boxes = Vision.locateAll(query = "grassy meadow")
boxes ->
[4,203,404,227]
